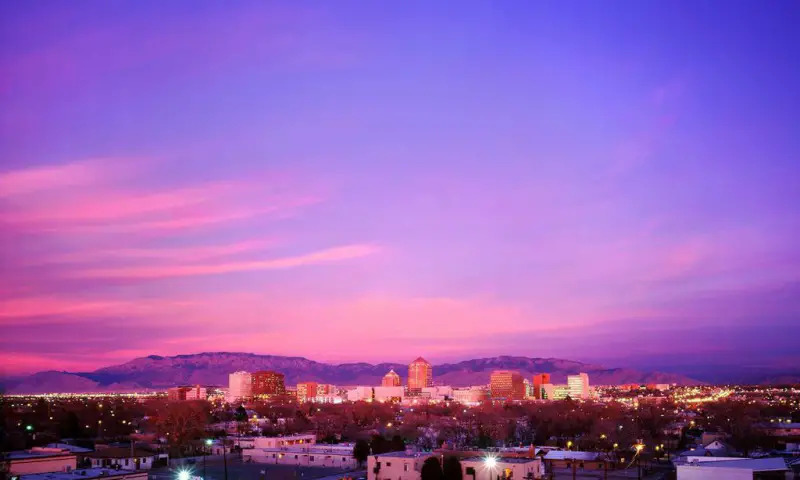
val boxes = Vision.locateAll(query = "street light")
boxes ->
[178,470,191,480]
[25,425,33,431]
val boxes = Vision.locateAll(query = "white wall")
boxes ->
[676,465,753,480]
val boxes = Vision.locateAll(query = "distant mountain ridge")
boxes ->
[3,352,698,394]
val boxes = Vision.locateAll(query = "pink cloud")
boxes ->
[0,295,197,322]
[69,244,381,279]
[44,238,280,264]
[0,158,128,198]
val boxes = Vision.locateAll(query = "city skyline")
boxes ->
[2,2,799,379]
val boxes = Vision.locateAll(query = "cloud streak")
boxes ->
[68,244,380,279]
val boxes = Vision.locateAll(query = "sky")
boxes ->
[1,1,799,380]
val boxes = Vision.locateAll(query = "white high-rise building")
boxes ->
[228,371,252,402]
[567,373,590,399]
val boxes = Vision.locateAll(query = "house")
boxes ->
[243,443,358,469]
[542,451,608,471]
[368,451,436,480]
[676,440,739,463]
[85,448,158,470]
[461,456,544,480]
[18,468,147,480]
[4,448,77,475]
[676,457,788,479]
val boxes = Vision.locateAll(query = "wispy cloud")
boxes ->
[68,244,380,279]
[0,158,131,198]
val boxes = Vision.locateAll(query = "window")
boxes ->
[295,455,298,459]
[404,464,409,472]
[310,456,314,461]
[386,462,392,467]
[125,459,129,465]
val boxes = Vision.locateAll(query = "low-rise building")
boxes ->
[421,386,453,402]
[19,468,147,480]
[368,451,435,480]
[85,448,158,471]
[5,448,77,475]
[252,434,316,449]
[461,456,544,480]
[676,457,788,479]
[542,451,607,471]
[452,387,489,405]
[243,443,357,468]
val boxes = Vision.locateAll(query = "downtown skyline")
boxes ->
[1,1,799,380]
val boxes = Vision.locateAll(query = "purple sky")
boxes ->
[1,1,799,379]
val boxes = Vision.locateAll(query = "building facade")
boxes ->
[407,357,433,393]
[567,373,590,400]
[532,373,551,400]
[228,371,253,402]
[382,369,402,387]
[296,382,319,402]
[252,371,286,397]
[5,448,77,475]
[490,370,525,401]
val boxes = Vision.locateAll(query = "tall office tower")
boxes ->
[532,373,552,399]
[296,381,319,402]
[228,371,253,402]
[407,357,433,393]
[567,372,590,399]
[382,369,402,387]
[490,370,526,401]
[251,371,286,397]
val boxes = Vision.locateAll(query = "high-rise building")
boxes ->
[167,386,190,401]
[567,373,590,400]
[185,385,207,400]
[252,371,286,397]
[490,370,525,401]
[382,369,402,387]
[407,357,432,393]
[296,381,319,402]
[228,371,252,402]
[532,373,551,399]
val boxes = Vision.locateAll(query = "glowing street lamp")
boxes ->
[25,425,33,431]
[177,470,191,480]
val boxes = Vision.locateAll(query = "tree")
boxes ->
[442,456,463,480]
[371,435,390,454]
[390,435,405,452]
[353,439,370,467]
[421,457,443,480]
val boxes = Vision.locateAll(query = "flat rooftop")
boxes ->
[20,469,146,480]
[462,457,539,464]
[375,451,435,459]
[6,449,76,460]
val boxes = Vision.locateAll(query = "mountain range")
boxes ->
[2,352,700,394]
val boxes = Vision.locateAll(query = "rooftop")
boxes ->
[5,448,76,460]
[20,469,145,480]
[45,444,93,454]
[543,451,604,461]
[376,451,435,459]
[462,457,539,464]
[86,448,155,459]
[682,457,788,472]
